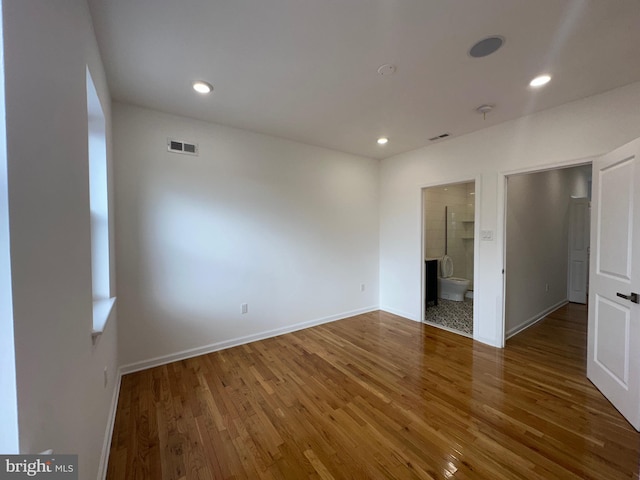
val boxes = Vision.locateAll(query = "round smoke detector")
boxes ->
[469,36,505,58]
[476,104,494,115]
[476,104,494,120]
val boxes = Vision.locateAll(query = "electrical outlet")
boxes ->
[360,284,366,292]
[103,367,108,388]
[545,283,549,292]
[241,303,248,314]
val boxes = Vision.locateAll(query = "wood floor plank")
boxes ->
[106,304,640,479]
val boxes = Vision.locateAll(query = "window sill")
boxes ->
[91,297,116,343]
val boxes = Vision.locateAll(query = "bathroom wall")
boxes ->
[423,182,475,288]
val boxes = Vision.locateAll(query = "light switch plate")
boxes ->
[480,230,494,241]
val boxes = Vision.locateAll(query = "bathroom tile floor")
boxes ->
[425,298,473,335]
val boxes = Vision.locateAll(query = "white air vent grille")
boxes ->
[168,138,199,155]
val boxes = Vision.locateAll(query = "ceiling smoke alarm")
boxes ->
[476,104,494,119]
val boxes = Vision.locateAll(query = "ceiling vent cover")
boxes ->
[168,138,199,155]
[428,133,450,142]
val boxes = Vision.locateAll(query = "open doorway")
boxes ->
[422,181,476,337]
[504,163,592,340]
[501,139,640,430]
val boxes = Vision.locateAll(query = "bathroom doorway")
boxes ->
[422,180,476,337]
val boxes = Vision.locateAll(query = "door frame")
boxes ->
[567,196,590,304]
[420,175,479,337]
[499,156,596,346]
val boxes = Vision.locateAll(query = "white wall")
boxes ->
[114,104,380,368]
[380,81,640,347]
[505,166,589,336]
[3,1,118,477]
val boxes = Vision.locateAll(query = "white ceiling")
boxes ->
[88,0,640,159]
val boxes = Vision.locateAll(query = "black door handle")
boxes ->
[617,292,640,304]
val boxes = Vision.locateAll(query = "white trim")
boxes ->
[92,297,116,341]
[474,335,502,348]
[420,187,427,326]
[499,171,509,347]
[97,366,122,480]
[120,305,379,374]
[495,174,507,348]
[500,156,596,178]
[417,175,478,191]
[505,299,569,339]
[380,306,419,322]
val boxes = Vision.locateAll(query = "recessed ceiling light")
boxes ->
[469,36,505,58]
[193,81,213,94]
[377,137,389,145]
[529,75,551,88]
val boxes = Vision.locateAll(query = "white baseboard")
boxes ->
[505,299,569,339]
[473,334,503,348]
[379,306,418,322]
[120,305,379,375]
[97,368,122,480]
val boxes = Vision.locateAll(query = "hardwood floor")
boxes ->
[107,304,640,479]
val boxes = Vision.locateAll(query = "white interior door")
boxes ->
[568,197,590,304]
[587,138,640,430]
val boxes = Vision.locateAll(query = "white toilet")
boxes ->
[438,255,470,301]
